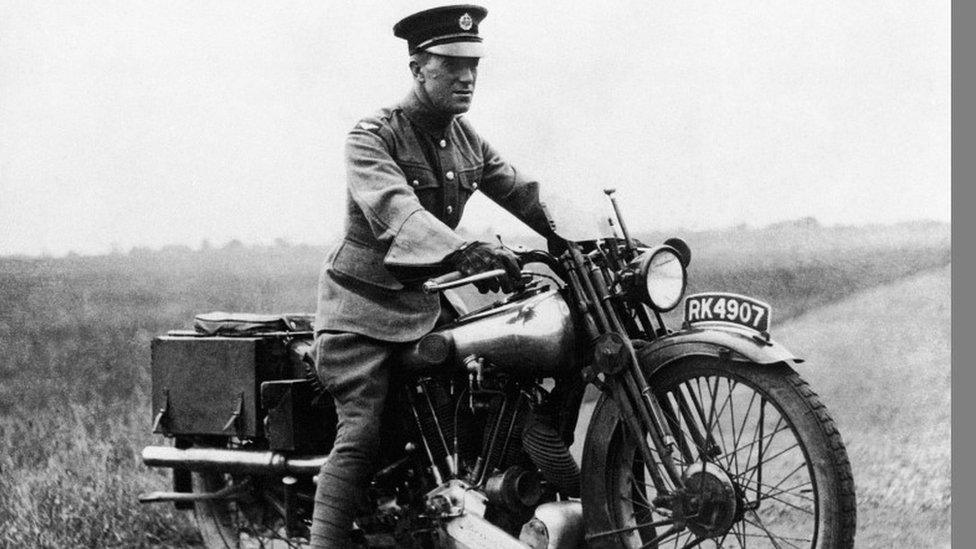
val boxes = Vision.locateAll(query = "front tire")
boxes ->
[582,358,856,548]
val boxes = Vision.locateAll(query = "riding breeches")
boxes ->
[310,331,395,548]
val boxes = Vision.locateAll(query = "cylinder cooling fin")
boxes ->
[521,413,581,498]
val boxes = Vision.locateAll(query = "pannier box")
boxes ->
[151,335,293,437]
[261,379,337,452]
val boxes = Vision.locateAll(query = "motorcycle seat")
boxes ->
[192,312,315,336]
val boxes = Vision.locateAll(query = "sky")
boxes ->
[0,1,950,256]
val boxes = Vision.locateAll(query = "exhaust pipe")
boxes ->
[141,445,328,475]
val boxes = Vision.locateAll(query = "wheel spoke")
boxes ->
[726,377,740,477]
[738,413,788,497]
[679,376,742,467]
[586,518,679,542]
[743,509,810,549]
[625,470,656,510]
[639,525,683,548]
[710,380,733,464]
[737,467,815,506]
[737,402,767,489]
[732,390,759,461]
[622,493,655,511]
[725,422,793,465]
[738,439,802,481]
[747,490,816,515]
[734,519,748,548]
[680,533,707,548]
[631,437,680,493]
[738,476,816,506]
[677,378,724,462]
[768,462,810,493]
[736,528,813,543]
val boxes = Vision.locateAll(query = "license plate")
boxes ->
[684,292,771,334]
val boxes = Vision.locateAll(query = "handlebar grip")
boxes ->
[422,268,508,294]
[428,271,464,286]
[422,271,464,294]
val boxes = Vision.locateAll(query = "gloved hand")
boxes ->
[448,241,521,293]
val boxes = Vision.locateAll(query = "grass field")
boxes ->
[0,221,949,547]
[783,266,951,547]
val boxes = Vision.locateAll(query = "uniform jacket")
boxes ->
[315,93,553,342]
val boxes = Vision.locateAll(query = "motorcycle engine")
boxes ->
[357,374,579,547]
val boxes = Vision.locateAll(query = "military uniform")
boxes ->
[315,92,552,342]
[311,6,554,546]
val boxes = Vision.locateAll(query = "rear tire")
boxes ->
[192,471,310,549]
[193,472,242,549]
[582,358,856,548]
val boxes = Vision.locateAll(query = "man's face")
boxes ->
[415,54,479,115]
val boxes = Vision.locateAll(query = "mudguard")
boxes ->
[583,326,802,448]
[584,326,802,436]
[634,325,803,377]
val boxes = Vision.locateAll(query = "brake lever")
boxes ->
[495,234,529,254]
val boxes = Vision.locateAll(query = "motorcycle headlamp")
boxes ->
[634,245,687,311]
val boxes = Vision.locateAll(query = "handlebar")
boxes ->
[421,247,567,294]
[422,268,508,294]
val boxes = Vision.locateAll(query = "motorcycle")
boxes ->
[139,189,856,548]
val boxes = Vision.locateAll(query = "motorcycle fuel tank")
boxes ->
[437,288,580,376]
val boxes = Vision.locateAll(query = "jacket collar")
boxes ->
[400,91,456,137]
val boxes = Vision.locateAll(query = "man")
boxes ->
[311,5,556,546]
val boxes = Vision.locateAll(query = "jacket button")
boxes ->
[447,205,454,214]
[411,180,419,187]
[439,139,447,148]
[446,171,455,181]
[471,181,478,190]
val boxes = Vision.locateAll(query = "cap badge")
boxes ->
[459,12,473,31]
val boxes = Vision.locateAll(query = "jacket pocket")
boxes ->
[457,166,483,194]
[403,166,441,213]
[329,238,404,291]
[455,166,483,219]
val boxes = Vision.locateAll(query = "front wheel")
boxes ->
[582,358,856,548]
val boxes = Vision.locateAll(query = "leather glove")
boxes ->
[449,241,521,294]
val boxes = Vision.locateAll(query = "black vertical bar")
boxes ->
[604,188,636,254]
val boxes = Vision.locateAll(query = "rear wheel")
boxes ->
[192,470,310,549]
[582,358,856,548]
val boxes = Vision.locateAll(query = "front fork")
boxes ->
[599,339,683,491]
[563,245,683,491]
